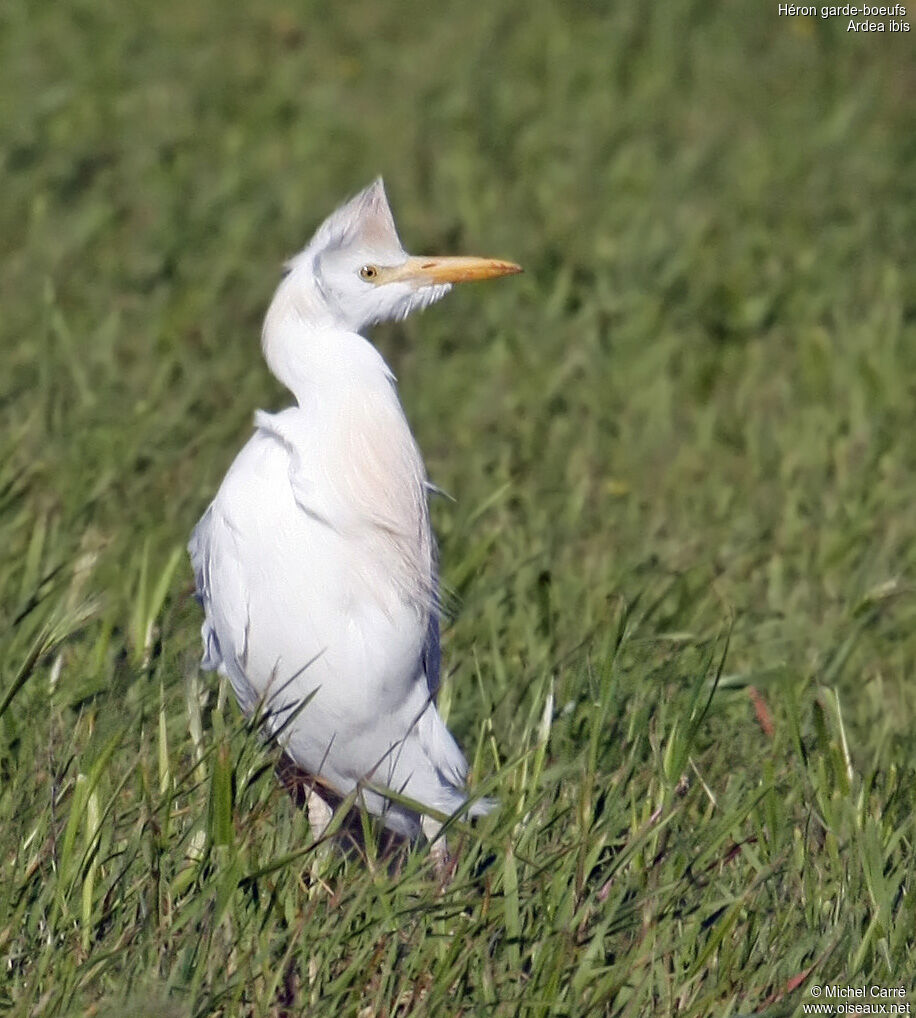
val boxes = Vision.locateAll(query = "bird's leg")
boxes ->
[305,786,334,843]
[304,786,335,927]
[275,753,335,845]
[421,815,454,884]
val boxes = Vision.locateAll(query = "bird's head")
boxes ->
[281,178,521,333]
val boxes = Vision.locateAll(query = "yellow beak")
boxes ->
[391,255,522,286]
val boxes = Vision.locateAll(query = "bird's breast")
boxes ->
[203,402,432,723]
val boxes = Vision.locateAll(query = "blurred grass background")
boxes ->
[1,1,914,1015]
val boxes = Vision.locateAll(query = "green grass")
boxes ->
[1,0,915,1014]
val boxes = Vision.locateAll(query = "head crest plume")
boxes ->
[314,178,402,254]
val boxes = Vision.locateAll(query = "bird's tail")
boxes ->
[467,794,497,817]
[414,700,496,819]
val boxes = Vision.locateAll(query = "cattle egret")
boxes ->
[189,179,520,863]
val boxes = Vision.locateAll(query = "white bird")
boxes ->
[189,179,520,857]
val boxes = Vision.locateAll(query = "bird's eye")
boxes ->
[359,264,379,282]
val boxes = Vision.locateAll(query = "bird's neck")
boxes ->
[261,277,392,405]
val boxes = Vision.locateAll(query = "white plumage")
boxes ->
[189,179,519,841]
